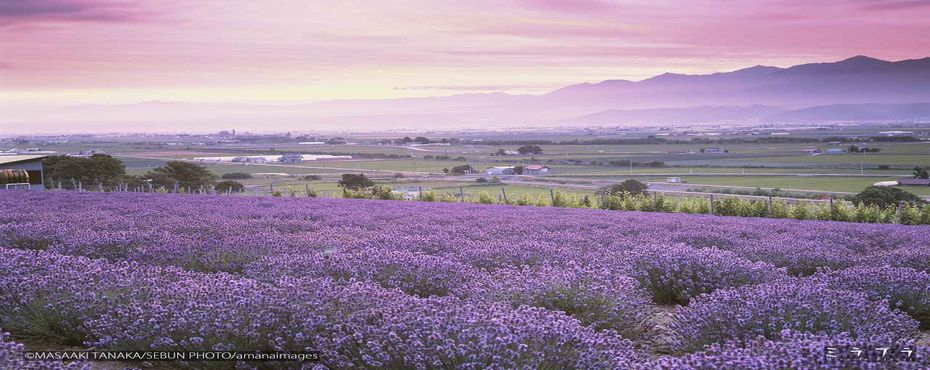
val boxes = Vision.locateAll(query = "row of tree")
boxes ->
[43,155,243,193]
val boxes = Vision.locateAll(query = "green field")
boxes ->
[673,175,930,194]
[17,127,930,199]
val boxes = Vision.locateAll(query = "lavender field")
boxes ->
[1,191,930,369]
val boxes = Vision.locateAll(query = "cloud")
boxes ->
[0,0,152,26]
[862,0,930,10]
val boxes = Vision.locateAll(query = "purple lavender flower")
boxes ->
[669,281,920,353]
[811,266,930,329]
[465,263,655,339]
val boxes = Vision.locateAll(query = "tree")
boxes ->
[914,167,929,180]
[852,186,922,208]
[517,145,543,155]
[145,161,217,189]
[215,180,244,193]
[450,164,473,174]
[221,172,253,180]
[599,179,648,198]
[44,154,127,188]
[494,149,507,156]
[413,136,431,144]
[337,173,374,190]
[442,168,450,174]
[513,165,524,175]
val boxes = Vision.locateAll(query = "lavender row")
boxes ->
[2,192,928,277]
[0,247,642,369]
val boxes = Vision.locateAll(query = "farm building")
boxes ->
[898,179,930,186]
[701,147,727,154]
[825,148,845,154]
[666,177,683,183]
[0,155,46,191]
[485,166,515,175]
[523,165,550,175]
[802,147,822,154]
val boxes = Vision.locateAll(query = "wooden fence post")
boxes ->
[501,187,508,204]
[459,187,465,203]
[897,201,904,224]
[767,196,773,216]
[418,186,423,201]
[306,184,312,197]
[709,195,714,215]
[829,197,835,215]
[549,189,556,206]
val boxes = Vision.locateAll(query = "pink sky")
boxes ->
[2,0,930,105]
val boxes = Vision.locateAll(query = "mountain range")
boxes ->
[3,55,930,133]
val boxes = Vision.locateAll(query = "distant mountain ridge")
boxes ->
[563,103,930,126]
[544,56,930,111]
[3,56,930,133]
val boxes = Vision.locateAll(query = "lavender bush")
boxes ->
[669,281,921,353]
[813,266,930,329]
[245,248,484,298]
[465,263,655,339]
[620,244,788,305]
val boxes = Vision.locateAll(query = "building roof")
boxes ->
[0,155,47,166]
[525,165,549,170]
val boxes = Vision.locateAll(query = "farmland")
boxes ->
[1,191,929,368]
[9,123,930,204]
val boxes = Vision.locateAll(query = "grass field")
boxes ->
[673,175,930,194]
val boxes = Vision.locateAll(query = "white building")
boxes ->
[523,165,550,176]
[0,155,47,191]
[666,177,682,183]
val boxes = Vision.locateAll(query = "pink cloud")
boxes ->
[0,0,158,27]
